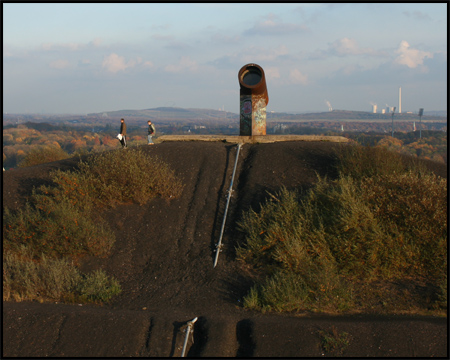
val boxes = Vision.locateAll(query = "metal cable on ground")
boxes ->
[214,143,243,268]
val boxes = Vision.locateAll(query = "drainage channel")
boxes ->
[174,143,244,357]
[213,143,243,268]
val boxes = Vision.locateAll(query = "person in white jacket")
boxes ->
[147,120,156,145]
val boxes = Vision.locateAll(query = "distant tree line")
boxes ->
[3,120,447,169]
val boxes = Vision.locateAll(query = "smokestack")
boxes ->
[399,87,402,114]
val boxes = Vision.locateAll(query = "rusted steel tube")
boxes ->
[238,63,269,136]
[238,63,269,105]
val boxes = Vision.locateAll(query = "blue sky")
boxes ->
[3,3,447,114]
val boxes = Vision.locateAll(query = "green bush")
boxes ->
[237,146,447,314]
[18,145,69,167]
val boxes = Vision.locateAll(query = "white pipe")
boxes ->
[181,317,198,357]
[214,143,243,268]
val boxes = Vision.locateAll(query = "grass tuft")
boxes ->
[318,326,352,356]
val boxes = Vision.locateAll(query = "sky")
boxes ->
[3,3,447,115]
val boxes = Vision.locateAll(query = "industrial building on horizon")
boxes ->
[371,86,406,114]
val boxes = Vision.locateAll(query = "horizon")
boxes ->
[3,106,447,118]
[3,3,447,115]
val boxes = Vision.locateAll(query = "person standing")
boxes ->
[119,118,127,148]
[147,120,156,145]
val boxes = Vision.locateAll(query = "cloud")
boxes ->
[402,11,431,21]
[49,59,70,69]
[244,14,308,36]
[78,59,91,67]
[164,56,198,73]
[102,53,143,73]
[242,45,289,63]
[41,38,102,51]
[211,33,240,44]
[393,40,433,68]
[308,37,386,60]
[329,37,382,57]
[3,44,14,58]
[41,42,82,51]
[163,40,191,51]
[288,68,308,85]
[151,34,174,41]
[89,38,103,47]
[143,61,154,68]
[264,67,280,80]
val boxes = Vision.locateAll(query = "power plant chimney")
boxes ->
[399,87,402,114]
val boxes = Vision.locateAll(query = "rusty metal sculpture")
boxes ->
[238,63,269,136]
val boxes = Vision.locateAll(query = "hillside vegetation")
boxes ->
[237,145,447,315]
[3,120,447,169]
[3,149,183,304]
[2,142,447,317]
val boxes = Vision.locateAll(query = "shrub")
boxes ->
[3,248,121,303]
[3,196,114,259]
[3,147,182,304]
[46,148,184,208]
[237,145,447,314]
[3,248,81,302]
[237,187,353,313]
[334,144,429,180]
[18,145,69,167]
[77,270,122,303]
[318,326,352,357]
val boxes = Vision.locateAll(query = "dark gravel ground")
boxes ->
[2,140,448,357]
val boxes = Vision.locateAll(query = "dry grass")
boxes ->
[18,145,70,167]
[3,148,184,304]
[237,145,447,315]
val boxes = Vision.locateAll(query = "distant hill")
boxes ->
[87,107,237,121]
[88,107,446,122]
[3,108,446,126]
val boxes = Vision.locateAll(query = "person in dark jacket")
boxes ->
[147,120,156,145]
[119,118,127,148]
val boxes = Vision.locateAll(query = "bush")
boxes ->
[3,248,81,302]
[77,269,122,303]
[45,148,184,208]
[3,196,114,259]
[237,146,447,314]
[3,147,183,304]
[18,145,69,167]
[334,144,429,180]
[3,248,121,303]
